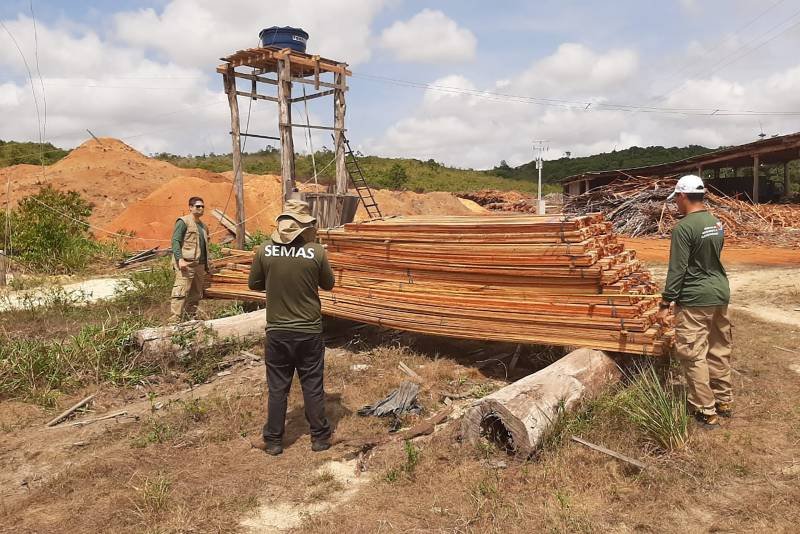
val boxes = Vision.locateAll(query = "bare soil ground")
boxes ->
[1,263,799,533]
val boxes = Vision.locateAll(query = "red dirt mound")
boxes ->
[108,174,283,248]
[0,138,230,228]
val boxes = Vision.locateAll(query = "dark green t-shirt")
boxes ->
[248,238,335,333]
[663,210,730,306]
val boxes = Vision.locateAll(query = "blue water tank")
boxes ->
[259,26,309,53]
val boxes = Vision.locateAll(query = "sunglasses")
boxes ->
[193,205,205,209]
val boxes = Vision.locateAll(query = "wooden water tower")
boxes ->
[218,32,360,247]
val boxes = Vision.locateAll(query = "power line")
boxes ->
[654,5,800,101]
[351,72,800,116]
[650,0,787,95]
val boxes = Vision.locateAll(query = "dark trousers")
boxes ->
[262,330,330,444]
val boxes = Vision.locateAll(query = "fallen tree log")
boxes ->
[461,348,621,456]
[132,310,266,358]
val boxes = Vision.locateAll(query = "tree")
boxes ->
[385,163,409,190]
[11,186,97,273]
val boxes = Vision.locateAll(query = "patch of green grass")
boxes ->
[0,318,154,404]
[115,261,174,307]
[134,472,172,515]
[385,440,422,483]
[210,301,245,320]
[6,273,49,291]
[132,419,178,448]
[621,364,690,452]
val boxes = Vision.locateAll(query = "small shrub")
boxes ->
[132,420,177,448]
[245,230,269,250]
[622,364,689,451]
[385,440,421,483]
[135,472,172,514]
[9,186,99,274]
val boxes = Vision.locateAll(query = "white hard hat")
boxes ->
[667,174,706,200]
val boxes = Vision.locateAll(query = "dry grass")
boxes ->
[1,307,799,532]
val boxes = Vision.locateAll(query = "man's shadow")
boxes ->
[282,392,349,448]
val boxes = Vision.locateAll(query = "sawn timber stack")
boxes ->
[206,214,673,355]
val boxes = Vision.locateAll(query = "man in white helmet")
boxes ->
[657,175,732,429]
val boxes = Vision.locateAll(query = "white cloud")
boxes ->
[114,0,386,68]
[367,41,800,170]
[516,43,638,96]
[0,14,248,154]
[0,0,387,155]
[379,9,476,63]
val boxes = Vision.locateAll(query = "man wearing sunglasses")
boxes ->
[169,196,210,323]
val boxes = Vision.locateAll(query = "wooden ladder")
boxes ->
[343,138,382,219]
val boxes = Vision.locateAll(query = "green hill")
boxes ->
[488,145,714,184]
[0,139,722,193]
[153,148,551,194]
[0,140,69,167]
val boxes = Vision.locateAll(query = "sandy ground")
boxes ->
[623,237,800,266]
[635,238,800,327]
[1,243,798,532]
[0,277,127,312]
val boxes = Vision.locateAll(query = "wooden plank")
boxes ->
[211,208,252,241]
[571,436,647,470]
[235,90,278,102]
[46,394,96,427]
[230,71,278,85]
[204,214,672,355]
[290,77,346,90]
[280,123,345,132]
[290,89,335,103]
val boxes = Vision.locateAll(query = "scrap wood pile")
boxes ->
[460,190,563,214]
[564,177,800,246]
[206,214,672,355]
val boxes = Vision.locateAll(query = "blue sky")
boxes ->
[2,0,800,169]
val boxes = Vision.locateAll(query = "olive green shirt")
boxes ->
[663,210,730,306]
[171,218,208,267]
[248,238,335,333]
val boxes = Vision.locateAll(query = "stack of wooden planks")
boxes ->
[205,214,673,355]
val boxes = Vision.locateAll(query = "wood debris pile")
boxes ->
[206,214,672,355]
[459,190,563,214]
[564,177,800,246]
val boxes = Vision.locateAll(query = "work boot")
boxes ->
[251,437,283,456]
[693,412,720,430]
[715,402,732,418]
[311,439,331,452]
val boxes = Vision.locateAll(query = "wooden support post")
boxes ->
[278,57,296,203]
[713,168,719,181]
[752,154,760,203]
[224,70,246,249]
[334,64,348,197]
[0,249,6,287]
[784,161,791,198]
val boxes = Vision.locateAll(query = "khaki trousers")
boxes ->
[673,305,733,416]
[169,261,207,322]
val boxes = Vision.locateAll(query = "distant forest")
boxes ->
[1,139,726,193]
[489,145,714,183]
[0,140,69,167]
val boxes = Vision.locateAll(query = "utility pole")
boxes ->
[533,140,548,215]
